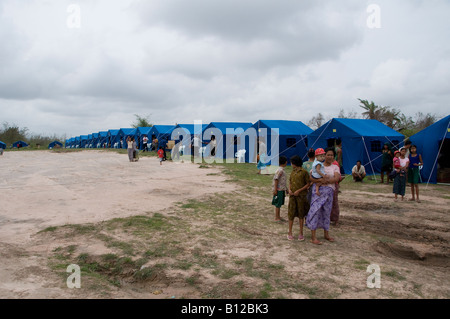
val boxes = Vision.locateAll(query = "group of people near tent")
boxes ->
[271,146,342,245]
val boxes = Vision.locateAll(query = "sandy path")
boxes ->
[0,151,233,245]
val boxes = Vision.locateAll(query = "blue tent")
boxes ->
[149,125,176,149]
[49,141,63,149]
[118,128,138,149]
[80,135,89,148]
[203,122,253,160]
[98,131,108,148]
[107,129,120,148]
[13,140,29,148]
[136,127,152,150]
[88,134,94,148]
[0,141,6,149]
[91,133,99,148]
[409,115,450,184]
[251,120,313,165]
[307,118,405,175]
[74,136,81,148]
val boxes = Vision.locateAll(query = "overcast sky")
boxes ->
[0,0,449,138]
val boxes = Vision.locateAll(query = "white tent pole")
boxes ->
[362,136,377,183]
[425,122,449,188]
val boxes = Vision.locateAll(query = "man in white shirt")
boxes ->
[192,135,201,158]
[352,160,366,182]
[142,135,149,152]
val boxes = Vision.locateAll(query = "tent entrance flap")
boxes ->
[437,138,450,183]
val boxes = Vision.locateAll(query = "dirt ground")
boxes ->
[0,150,449,299]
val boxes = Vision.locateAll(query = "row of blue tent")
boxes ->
[65,116,450,184]
[0,140,29,149]
[0,140,64,149]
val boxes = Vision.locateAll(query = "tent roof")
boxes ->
[207,122,253,134]
[80,135,88,140]
[175,124,208,135]
[119,128,137,135]
[137,127,152,135]
[99,131,108,137]
[254,120,313,135]
[150,125,176,134]
[410,115,450,140]
[0,141,6,148]
[108,129,120,135]
[13,140,29,146]
[310,118,404,138]
[332,118,404,137]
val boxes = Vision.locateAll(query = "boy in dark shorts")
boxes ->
[287,155,310,241]
[272,156,288,221]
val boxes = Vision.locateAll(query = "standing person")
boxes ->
[126,137,134,162]
[404,140,412,186]
[330,160,343,226]
[209,135,217,158]
[302,148,315,204]
[311,148,327,196]
[172,142,180,161]
[192,135,201,159]
[132,137,138,162]
[393,147,409,202]
[157,147,164,165]
[142,135,149,152]
[380,142,393,184]
[306,147,341,245]
[257,138,267,174]
[160,138,167,161]
[272,156,288,222]
[287,155,310,241]
[351,160,366,182]
[408,145,423,203]
[335,139,344,174]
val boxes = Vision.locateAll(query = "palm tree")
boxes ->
[358,99,381,120]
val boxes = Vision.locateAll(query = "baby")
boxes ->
[311,148,327,196]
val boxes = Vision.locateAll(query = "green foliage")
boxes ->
[0,121,65,148]
[131,114,152,128]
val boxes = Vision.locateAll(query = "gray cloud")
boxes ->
[0,0,449,137]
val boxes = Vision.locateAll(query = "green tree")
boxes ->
[131,114,152,128]
[0,122,28,146]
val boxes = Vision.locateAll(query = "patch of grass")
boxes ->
[241,292,255,299]
[383,269,406,281]
[133,267,156,281]
[39,226,58,233]
[107,213,171,234]
[173,260,193,270]
[354,258,371,270]
[257,282,273,299]
[186,275,199,286]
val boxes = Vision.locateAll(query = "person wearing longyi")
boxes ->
[306,147,341,245]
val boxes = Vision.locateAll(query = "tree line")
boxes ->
[0,122,65,148]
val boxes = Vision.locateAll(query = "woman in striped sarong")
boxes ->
[306,147,341,245]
